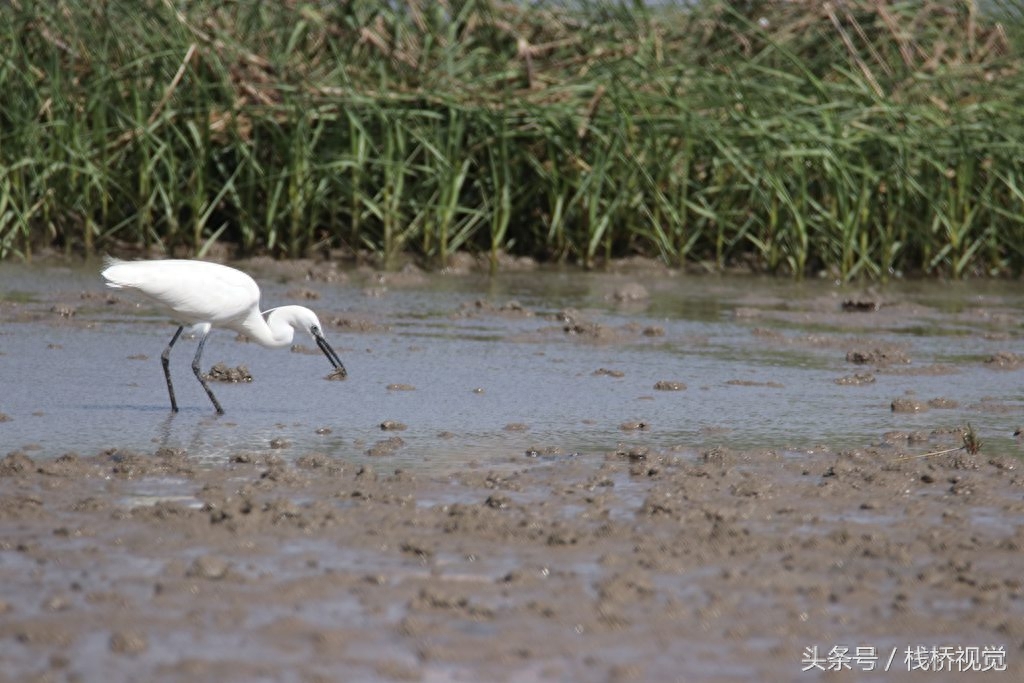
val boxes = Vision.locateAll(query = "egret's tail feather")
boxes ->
[101,257,139,289]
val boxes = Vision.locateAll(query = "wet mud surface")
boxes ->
[1,443,1021,682]
[2,259,1024,681]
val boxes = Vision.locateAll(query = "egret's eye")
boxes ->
[311,325,321,336]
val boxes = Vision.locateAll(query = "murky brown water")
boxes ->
[1,258,1022,681]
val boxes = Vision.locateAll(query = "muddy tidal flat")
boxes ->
[1,259,1023,682]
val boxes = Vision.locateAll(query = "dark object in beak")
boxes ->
[314,330,347,379]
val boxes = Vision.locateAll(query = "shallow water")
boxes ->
[2,260,1023,466]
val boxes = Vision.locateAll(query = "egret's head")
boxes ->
[265,305,347,377]
[293,306,325,340]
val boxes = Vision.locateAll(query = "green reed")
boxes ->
[3,0,1024,279]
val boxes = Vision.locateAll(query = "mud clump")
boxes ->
[846,347,910,367]
[927,397,959,409]
[325,367,348,381]
[330,316,390,334]
[204,363,253,383]
[653,380,686,391]
[109,630,148,655]
[553,309,653,343]
[610,282,649,302]
[834,372,876,385]
[366,436,405,456]
[984,351,1023,369]
[561,315,615,340]
[290,343,325,356]
[891,397,927,413]
[187,555,232,580]
[287,287,320,300]
[725,379,782,388]
[891,397,959,413]
[840,299,880,312]
[0,451,35,476]
[524,444,564,458]
[458,299,535,318]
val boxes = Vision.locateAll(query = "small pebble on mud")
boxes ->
[269,438,290,449]
[380,421,407,431]
[386,383,415,391]
[619,421,649,431]
[653,380,686,391]
[594,368,625,378]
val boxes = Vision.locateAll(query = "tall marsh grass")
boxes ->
[3,0,1024,278]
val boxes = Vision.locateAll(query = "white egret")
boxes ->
[101,257,346,414]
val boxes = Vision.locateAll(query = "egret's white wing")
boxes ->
[102,259,261,325]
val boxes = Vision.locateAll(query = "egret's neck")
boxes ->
[240,310,295,349]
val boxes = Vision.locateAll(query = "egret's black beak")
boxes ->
[313,328,347,378]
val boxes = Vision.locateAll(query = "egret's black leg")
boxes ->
[191,329,225,415]
[162,326,184,413]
